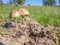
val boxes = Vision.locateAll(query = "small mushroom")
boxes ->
[18,8,29,24]
[9,10,20,28]
[10,10,20,19]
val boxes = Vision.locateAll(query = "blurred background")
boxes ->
[0,0,60,6]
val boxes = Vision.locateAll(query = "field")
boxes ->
[0,5,60,44]
[0,6,60,26]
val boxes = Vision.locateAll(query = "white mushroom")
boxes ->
[10,10,20,19]
[9,10,20,28]
[18,8,29,24]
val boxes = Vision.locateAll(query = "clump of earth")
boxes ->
[0,17,59,45]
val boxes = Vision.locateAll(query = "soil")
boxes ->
[0,17,59,45]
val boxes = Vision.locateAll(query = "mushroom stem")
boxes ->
[21,16,24,24]
[15,18,17,28]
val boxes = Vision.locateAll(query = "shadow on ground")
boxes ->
[0,42,4,45]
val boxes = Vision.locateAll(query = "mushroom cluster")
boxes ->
[9,8,29,27]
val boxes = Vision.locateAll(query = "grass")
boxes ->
[0,6,60,27]
[0,5,60,44]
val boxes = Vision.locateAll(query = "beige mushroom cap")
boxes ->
[10,10,20,19]
[18,8,29,16]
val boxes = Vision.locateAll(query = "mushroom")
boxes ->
[18,8,29,24]
[9,10,20,28]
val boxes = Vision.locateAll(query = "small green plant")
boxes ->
[0,31,9,35]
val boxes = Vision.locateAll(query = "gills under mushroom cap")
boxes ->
[18,8,29,16]
[10,10,20,19]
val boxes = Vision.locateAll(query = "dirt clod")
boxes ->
[0,17,59,45]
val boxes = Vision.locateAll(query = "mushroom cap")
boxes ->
[10,10,20,19]
[18,8,29,16]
